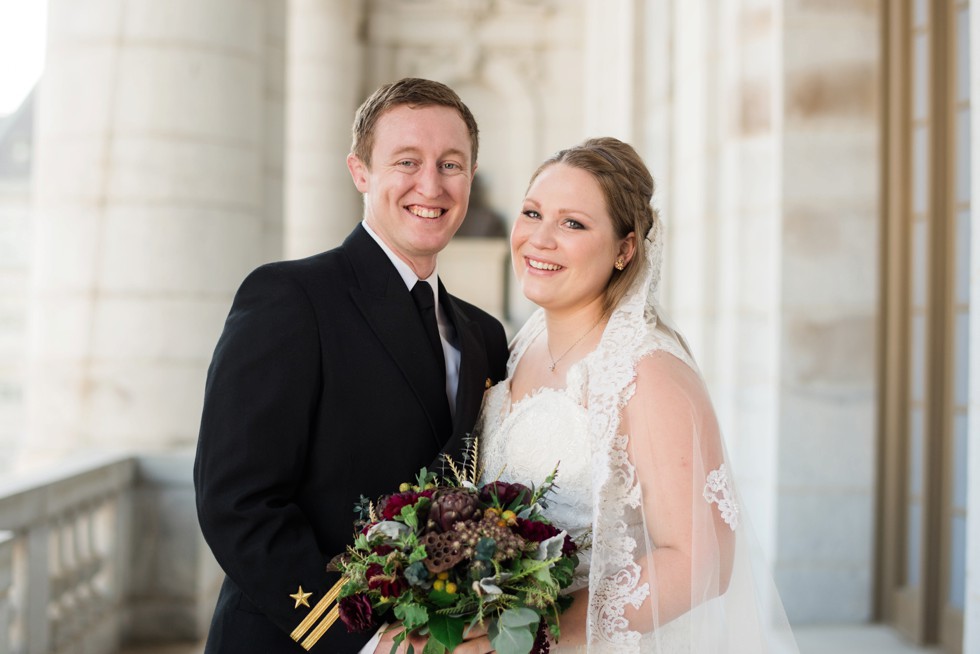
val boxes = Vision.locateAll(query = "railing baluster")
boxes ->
[0,531,13,654]
[25,523,49,654]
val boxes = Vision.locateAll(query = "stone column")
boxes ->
[965,0,980,648]
[776,0,881,624]
[583,0,640,141]
[283,0,364,258]
[24,0,278,464]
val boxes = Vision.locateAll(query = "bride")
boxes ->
[476,137,799,653]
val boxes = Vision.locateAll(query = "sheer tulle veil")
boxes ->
[542,218,799,652]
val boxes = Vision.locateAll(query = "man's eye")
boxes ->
[397,160,417,168]
[441,162,461,171]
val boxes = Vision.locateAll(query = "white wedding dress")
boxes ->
[475,221,798,653]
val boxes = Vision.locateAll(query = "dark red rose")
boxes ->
[515,518,560,543]
[372,544,395,556]
[338,594,374,633]
[562,533,577,557]
[530,618,551,654]
[479,481,532,507]
[366,563,407,598]
[379,490,434,521]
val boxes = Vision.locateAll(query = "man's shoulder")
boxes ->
[243,247,351,289]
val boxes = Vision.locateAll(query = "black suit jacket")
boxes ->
[194,225,509,652]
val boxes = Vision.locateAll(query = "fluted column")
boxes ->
[284,0,364,258]
[583,0,640,141]
[24,0,280,464]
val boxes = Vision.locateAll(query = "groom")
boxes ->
[194,78,509,652]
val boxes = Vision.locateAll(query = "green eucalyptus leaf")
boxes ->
[428,614,465,651]
[488,608,539,654]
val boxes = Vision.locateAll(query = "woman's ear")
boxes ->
[619,231,637,264]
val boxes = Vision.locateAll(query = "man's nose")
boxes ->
[415,164,442,198]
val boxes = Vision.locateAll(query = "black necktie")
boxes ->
[411,281,447,375]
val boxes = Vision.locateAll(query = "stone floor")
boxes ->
[117,625,944,654]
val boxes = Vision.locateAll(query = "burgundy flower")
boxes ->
[479,481,532,507]
[372,544,395,556]
[515,518,560,543]
[561,533,577,557]
[379,490,434,521]
[530,618,551,654]
[338,594,374,633]
[366,563,407,598]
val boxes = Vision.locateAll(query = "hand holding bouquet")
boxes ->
[330,450,583,654]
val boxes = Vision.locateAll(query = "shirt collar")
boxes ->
[361,220,440,293]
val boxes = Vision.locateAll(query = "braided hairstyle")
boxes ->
[527,137,659,315]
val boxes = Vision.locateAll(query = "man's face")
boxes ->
[347,104,476,278]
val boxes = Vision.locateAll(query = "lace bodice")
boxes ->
[478,379,593,589]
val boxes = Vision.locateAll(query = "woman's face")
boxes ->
[511,163,632,316]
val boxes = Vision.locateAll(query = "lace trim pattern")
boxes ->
[703,464,740,530]
[581,220,701,648]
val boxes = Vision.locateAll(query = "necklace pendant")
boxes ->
[549,363,557,373]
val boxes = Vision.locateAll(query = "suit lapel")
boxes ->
[439,282,491,464]
[345,226,452,448]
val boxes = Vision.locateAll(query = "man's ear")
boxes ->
[347,153,370,193]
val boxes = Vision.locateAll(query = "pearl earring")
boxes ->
[614,258,626,271]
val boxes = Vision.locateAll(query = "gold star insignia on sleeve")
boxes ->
[290,585,313,609]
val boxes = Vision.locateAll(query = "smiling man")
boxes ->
[194,79,508,653]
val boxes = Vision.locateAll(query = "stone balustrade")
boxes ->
[0,453,218,654]
[0,455,136,654]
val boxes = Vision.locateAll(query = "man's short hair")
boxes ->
[350,78,479,168]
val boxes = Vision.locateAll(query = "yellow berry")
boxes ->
[433,580,445,592]
[399,482,412,492]
[501,510,517,525]
[424,483,436,490]
[485,507,500,517]
[437,572,450,580]
[497,519,507,527]
[444,582,458,594]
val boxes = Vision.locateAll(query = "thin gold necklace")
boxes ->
[544,318,603,373]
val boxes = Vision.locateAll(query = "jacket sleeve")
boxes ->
[194,264,370,651]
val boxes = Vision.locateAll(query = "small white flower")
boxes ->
[366,520,411,541]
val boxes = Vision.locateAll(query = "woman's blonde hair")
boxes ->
[527,137,659,314]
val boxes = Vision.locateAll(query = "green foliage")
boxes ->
[427,614,465,651]
[394,602,429,631]
[488,608,540,654]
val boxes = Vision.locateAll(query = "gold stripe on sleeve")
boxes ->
[290,577,346,642]
[300,604,340,650]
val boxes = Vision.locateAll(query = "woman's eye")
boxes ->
[564,219,584,230]
[521,210,540,219]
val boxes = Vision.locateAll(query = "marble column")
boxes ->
[964,0,980,648]
[283,0,364,258]
[24,0,280,464]
[583,0,640,141]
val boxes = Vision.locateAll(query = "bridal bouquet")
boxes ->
[330,448,582,654]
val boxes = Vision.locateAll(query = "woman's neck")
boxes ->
[542,301,606,356]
